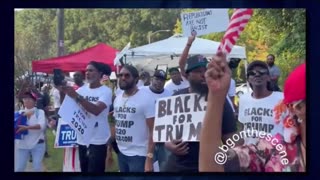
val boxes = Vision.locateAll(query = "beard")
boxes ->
[189,80,208,97]
[267,61,274,67]
[119,80,136,90]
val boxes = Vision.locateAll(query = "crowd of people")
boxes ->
[14,35,305,173]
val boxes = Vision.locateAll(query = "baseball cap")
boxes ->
[168,67,179,74]
[247,60,270,76]
[153,70,167,80]
[283,63,306,104]
[185,55,208,73]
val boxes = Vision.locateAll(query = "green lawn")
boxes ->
[43,130,119,172]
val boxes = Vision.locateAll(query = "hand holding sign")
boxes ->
[187,34,196,45]
[165,139,189,155]
[205,52,231,96]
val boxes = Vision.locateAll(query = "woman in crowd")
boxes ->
[199,54,305,172]
[15,92,47,172]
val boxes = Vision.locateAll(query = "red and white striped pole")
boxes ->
[217,9,254,55]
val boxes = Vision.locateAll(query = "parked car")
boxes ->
[236,83,252,97]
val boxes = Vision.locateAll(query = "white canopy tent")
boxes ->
[116,34,247,72]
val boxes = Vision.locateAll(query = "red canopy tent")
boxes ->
[32,43,118,73]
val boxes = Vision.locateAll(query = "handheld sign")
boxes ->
[58,95,95,146]
[153,93,207,142]
[181,9,229,37]
[54,119,77,148]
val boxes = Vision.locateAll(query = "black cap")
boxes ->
[153,70,167,80]
[247,60,269,72]
[185,55,208,73]
[168,67,179,74]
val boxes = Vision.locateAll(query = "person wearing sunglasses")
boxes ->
[113,65,155,172]
[238,60,285,145]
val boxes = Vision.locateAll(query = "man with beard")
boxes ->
[164,67,190,95]
[164,55,237,172]
[266,54,281,91]
[113,65,155,172]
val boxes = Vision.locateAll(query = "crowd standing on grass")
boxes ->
[14,36,305,173]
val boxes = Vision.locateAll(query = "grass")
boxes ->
[43,130,119,172]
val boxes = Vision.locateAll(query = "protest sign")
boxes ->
[153,93,207,142]
[54,119,77,148]
[181,9,229,37]
[58,95,94,145]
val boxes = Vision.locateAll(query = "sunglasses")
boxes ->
[247,69,269,76]
[118,73,131,78]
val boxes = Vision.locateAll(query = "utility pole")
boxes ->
[57,9,64,56]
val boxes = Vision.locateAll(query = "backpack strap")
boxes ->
[35,108,39,119]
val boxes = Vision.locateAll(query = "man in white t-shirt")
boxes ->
[113,65,155,172]
[164,67,190,95]
[140,69,171,172]
[60,61,113,172]
[238,60,285,145]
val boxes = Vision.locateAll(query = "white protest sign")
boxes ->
[153,93,207,142]
[181,9,229,37]
[114,42,131,65]
[54,119,77,148]
[58,95,94,145]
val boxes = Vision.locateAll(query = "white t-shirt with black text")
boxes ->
[113,88,155,156]
[238,91,284,145]
[76,84,112,145]
[164,76,190,95]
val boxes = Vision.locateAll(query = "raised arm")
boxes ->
[199,52,231,172]
[179,35,196,78]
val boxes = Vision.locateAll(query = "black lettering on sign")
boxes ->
[158,99,172,118]
[174,96,183,113]
[188,122,202,141]
[184,95,191,113]
[196,17,206,24]
[185,20,194,26]
[186,114,192,123]
[154,125,165,141]
[175,124,184,140]
[158,100,166,118]
[194,94,202,112]
[166,125,173,142]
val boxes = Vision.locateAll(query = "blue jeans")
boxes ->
[117,151,146,172]
[15,142,45,172]
[154,143,170,172]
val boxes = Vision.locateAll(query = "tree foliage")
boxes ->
[15,8,305,88]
